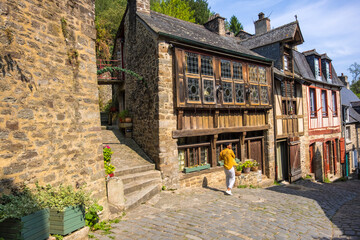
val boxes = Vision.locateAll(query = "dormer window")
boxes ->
[284,56,289,71]
[326,61,331,82]
[283,47,292,72]
[314,58,321,80]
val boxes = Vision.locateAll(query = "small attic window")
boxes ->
[314,58,321,80]
[326,61,331,82]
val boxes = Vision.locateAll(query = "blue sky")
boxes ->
[207,0,360,81]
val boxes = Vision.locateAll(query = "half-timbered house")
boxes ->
[113,0,275,188]
[238,13,307,182]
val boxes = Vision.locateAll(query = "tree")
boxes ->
[349,62,360,85]
[229,15,243,35]
[95,0,127,59]
[151,0,196,23]
[185,0,211,24]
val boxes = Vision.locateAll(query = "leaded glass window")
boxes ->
[222,82,233,103]
[203,79,215,103]
[249,65,258,82]
[259,67,266,83]
[200,147,208,165]
[178,150,185,171]
[221,60,231,79]
[260,86,269,104]
[233,62,243,80]
[250,85,259,104]
[281,81,286,97]
[185,52,198,74]
[235,83,245,104]
[187,78,200,102]
[201,55,213,76]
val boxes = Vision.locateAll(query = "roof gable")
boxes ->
[238,21,303,49]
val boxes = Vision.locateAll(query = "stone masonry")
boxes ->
[0,0,108,211]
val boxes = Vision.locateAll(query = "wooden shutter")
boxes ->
[289,141,301,182]
[340,137,345,163]
[175,48,185,107]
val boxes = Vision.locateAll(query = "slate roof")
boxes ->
[238,21,299,49]
[321,53,332,61]
[341,87,360,106]
[349,107,360,123]
[303,49,321,57]
[292,50,343,87]
[137,11,269,62]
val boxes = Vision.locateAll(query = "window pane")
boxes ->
[233,62,243,80]
[310,88,316,117]
[326,62,330,80]
[189,148,196,166]
[322,90,327,116]
[314,58,320,78]
[235,83,245,103]
[187,78,200,101]
[200,147,208,164]
[259,67,266,83]
[201,55,213,76]
[185,52,199,74]
[249,65,258,82]
[332,92,337,116]
[260,86,269,104]
[281,81,286,97]
[203,79,215,103]
[221,60,231,78]
[250,84,259,104]
[222,81,233,103]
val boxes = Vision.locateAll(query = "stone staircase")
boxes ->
[101,127,162,211]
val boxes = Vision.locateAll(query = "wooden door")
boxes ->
[309,144,314,173]
[248,138,264,173]
[324,141,330,176]
[276,141,288,181]
[289,141,301,182]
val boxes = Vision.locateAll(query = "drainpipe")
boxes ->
[272,63,278,181]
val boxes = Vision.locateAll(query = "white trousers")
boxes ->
[224,167,235,189]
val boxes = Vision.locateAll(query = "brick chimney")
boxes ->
[204,14,226,36]
[254,12,270,35]
[339,73,349,89]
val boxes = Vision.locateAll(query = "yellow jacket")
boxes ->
[219,148,237,170]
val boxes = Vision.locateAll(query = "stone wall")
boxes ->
[346,123,360,171]
[265,109,275,179]
[123,16,160,168]
[0,0,108,210]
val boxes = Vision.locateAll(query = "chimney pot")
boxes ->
[204,14,226,36]
[254,12,270,35]
[258,12,265,20]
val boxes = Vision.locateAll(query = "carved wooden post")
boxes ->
[211,134,218,167]
[240,132,246,162]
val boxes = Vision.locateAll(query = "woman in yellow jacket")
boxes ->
[219,143,238,195]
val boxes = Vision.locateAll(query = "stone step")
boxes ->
[115,164,155,177]
[125,184,161,211]
[120,170,161,185]
[124,177,162,195]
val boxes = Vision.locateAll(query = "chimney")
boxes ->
[254,12,270,35]
[135,0,150,14]
[204,14,226,36]
[339,73,349,89]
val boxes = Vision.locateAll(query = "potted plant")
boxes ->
[34,184,91,236]
[103,145,115,178]
[119,110,131,123]
[235,163,243,176]
[0,189,49,240]
[242,160,252,173]
[251,160,259,171]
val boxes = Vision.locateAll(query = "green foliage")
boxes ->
[151,0,196,23]
[97,67,145,86]
[104,163,116,175]
[229,15,243,35]
[236,164,243,172]
[85,203,103,230]
[251,161,259,167]
[324,177,331,183]
[273,180,281,186]
[60,17,68,39]
[119,110,129,119]
[0,188,42,222]
[34,183,92,211]
[243,160,252,168]
[95,0,127,59]
[305,175,312,179]
[237,185,247,188]
[162,185,166,191]
[52,234,64,240]
[88,234,95,239]
[349,62,360,84]
[103,146,113,163]
[185,0,211,24]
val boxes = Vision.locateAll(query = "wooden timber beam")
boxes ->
[172,125,270,138]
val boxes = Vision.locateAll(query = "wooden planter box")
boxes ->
[184,164,210,173]
[49,205,85,236]
[0,209,49,240]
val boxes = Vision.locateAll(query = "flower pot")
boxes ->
[0,209,49,240]
[184,164,210,173]
[125,117,132,123]
[235,170,242,176]
[243,167,251,173]
[251,166,259,171]
[49,205,85,236]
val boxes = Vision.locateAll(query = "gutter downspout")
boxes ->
[272,63,278,181]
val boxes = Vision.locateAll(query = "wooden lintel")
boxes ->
[172,125,270,138]
[98,80,123,85]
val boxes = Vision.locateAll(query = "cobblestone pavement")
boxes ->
[93,179,360,240]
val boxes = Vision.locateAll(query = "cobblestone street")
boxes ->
[94,179,360,240]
